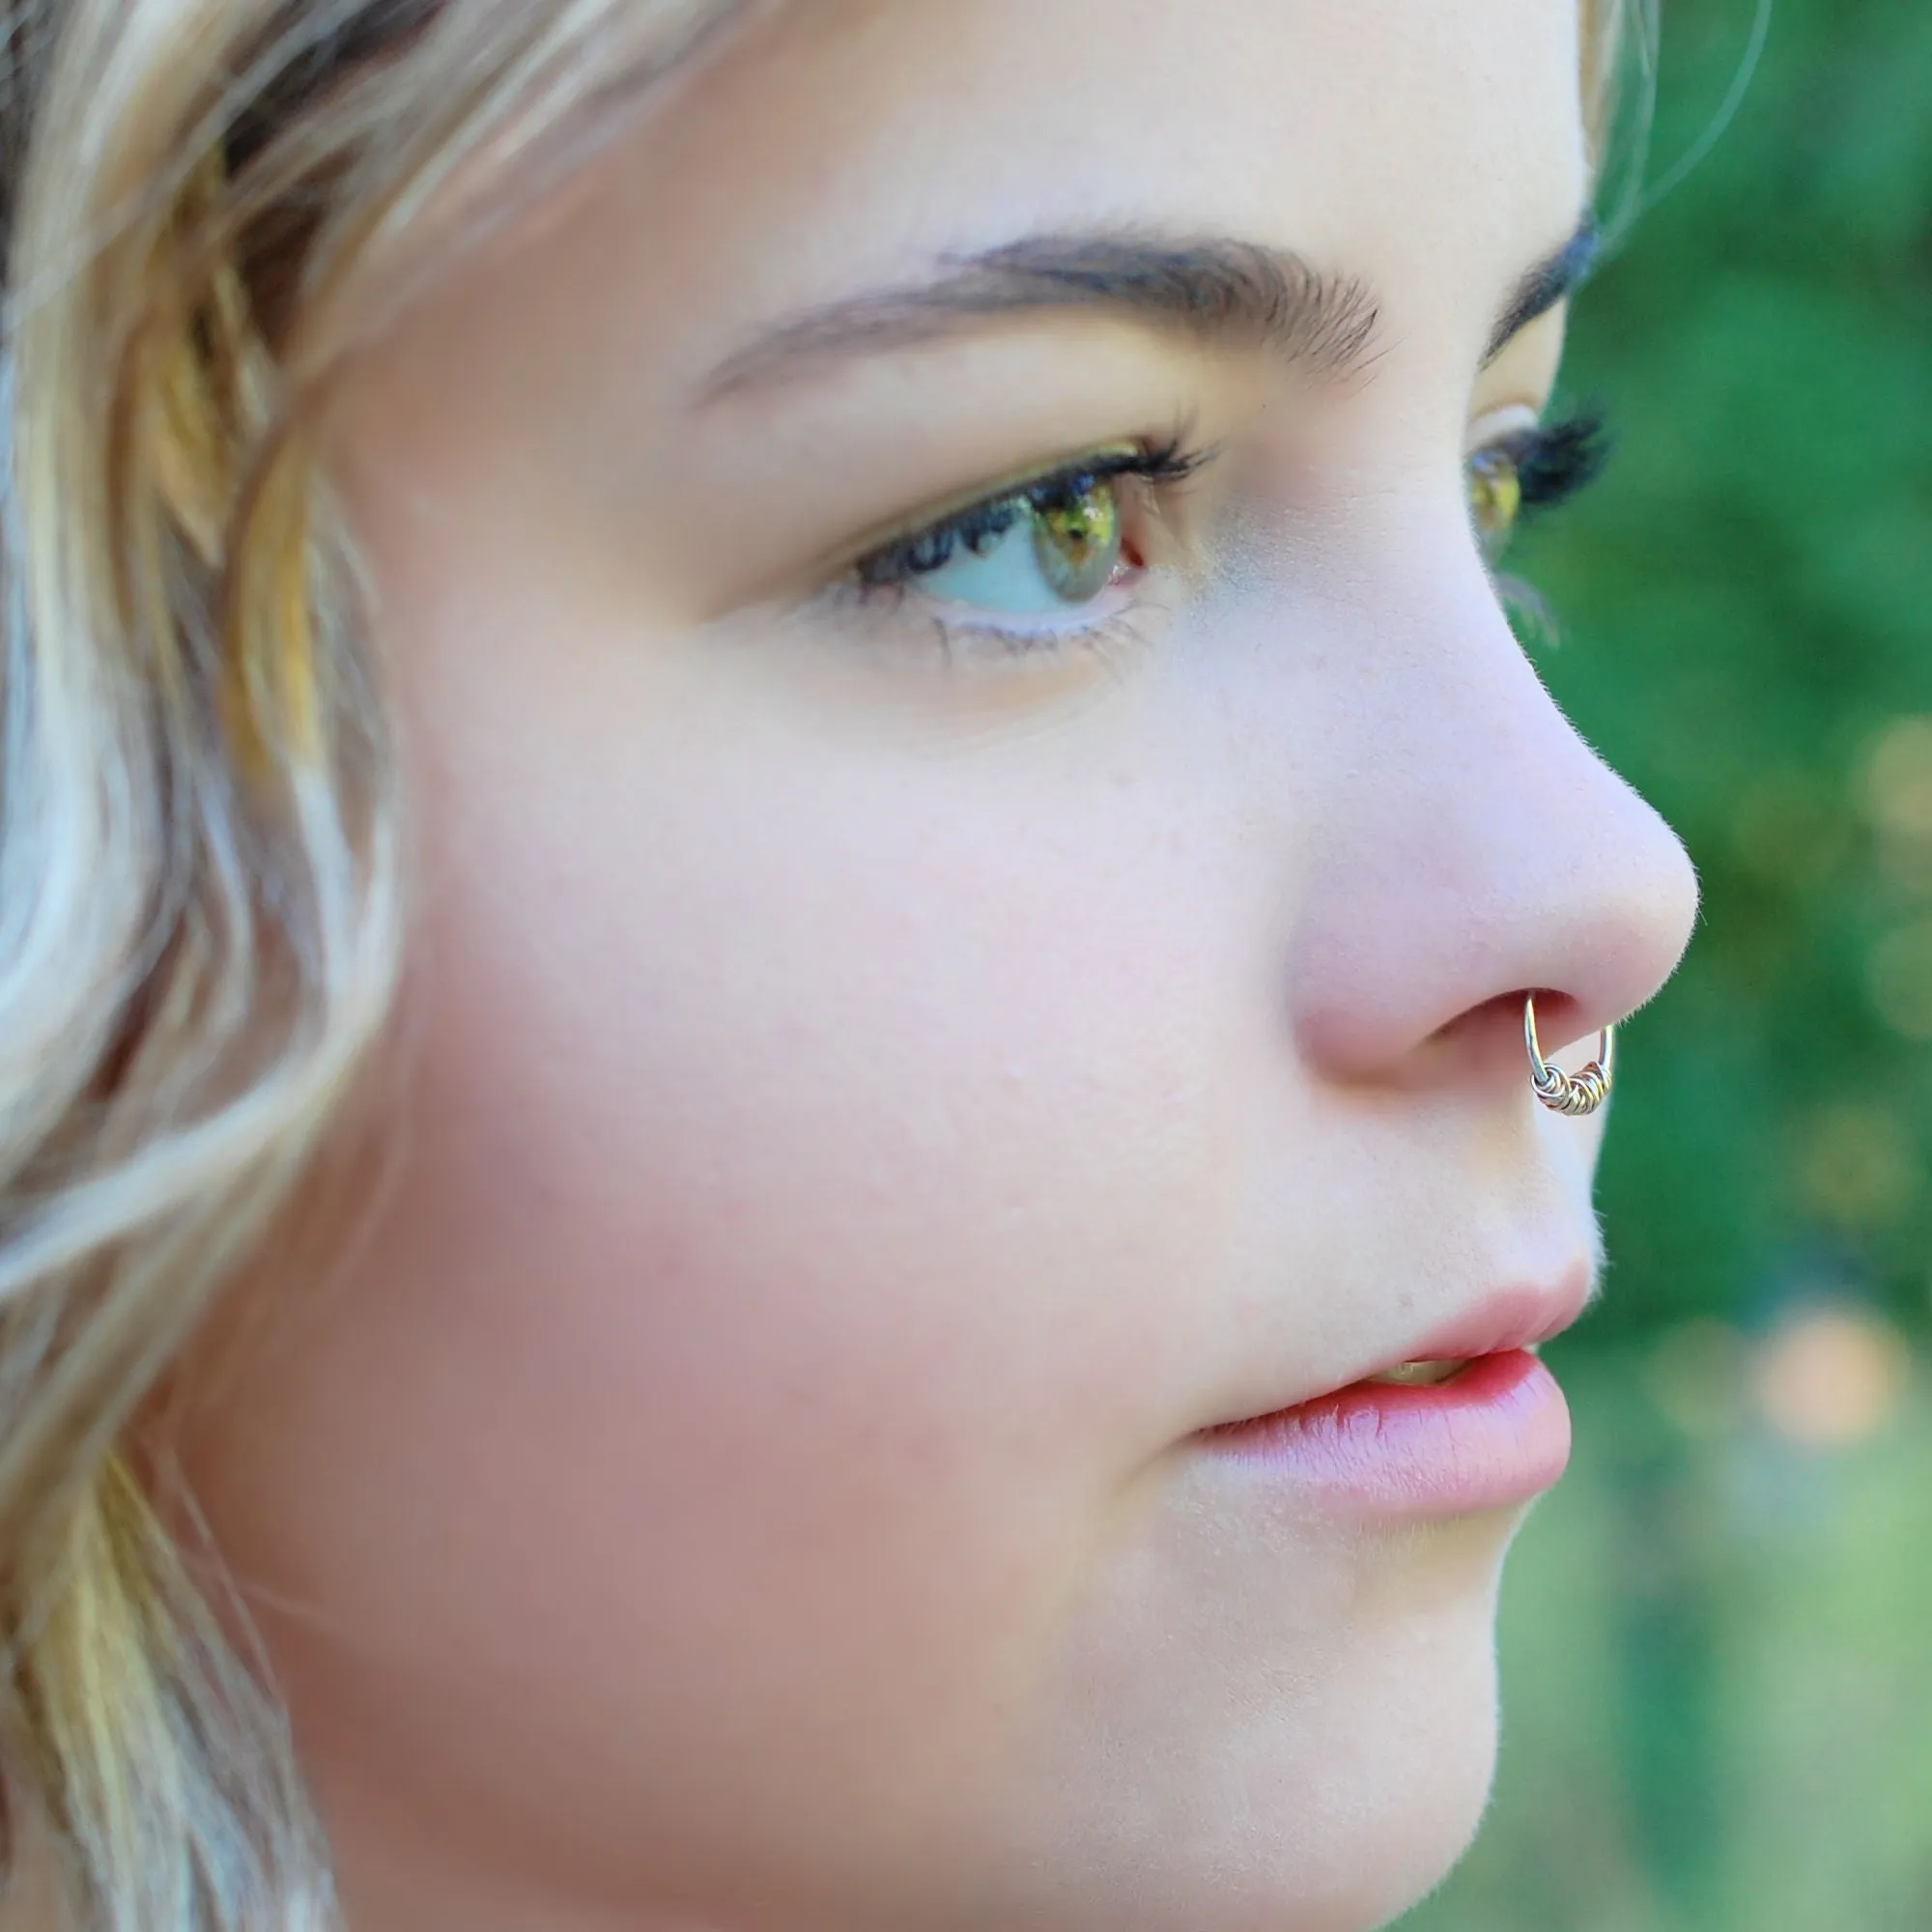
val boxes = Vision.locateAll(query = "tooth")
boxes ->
[1368,1358,1470,1387]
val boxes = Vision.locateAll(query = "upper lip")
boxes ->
[1209,1264,1595,1430]
[1381,1271,1595,1374]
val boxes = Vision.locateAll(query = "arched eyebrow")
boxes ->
[700,232,1381,399]
[700,214,1600,401]
[1482,216,1600,365]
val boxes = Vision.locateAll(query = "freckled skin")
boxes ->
[175,4,1697,1930]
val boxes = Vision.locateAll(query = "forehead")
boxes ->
[581,0,1589,383]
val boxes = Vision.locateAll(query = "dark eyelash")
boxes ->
[854,438,1211,589]
[1508,406,1612,521]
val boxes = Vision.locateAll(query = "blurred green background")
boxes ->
[1401,1,1932,1926]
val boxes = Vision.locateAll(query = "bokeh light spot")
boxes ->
[1752,1306,1911,1450]
[1643,1319,1749,1437]
[1732,770,1842,884]
[1865,918,1932,1037]
[1861,716,1932,839]
[1798,1102,1919,1230]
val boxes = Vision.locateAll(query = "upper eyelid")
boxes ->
[849,445,1146,566]
[1466,401,1544,445]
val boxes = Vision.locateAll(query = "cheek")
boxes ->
[411,681,1244,1462]
[401,719,1236,1535]
[186,627,1257,1884]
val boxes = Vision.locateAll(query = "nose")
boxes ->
[1280,540,1699,1094]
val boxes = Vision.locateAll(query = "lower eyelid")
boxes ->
[817,568,1168,670]
[895,557,1142,634]
[929,589,1165,666]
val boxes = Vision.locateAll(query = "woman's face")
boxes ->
[181,3,1696,1928]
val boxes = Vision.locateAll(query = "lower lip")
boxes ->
[1197,1350,1571,1519]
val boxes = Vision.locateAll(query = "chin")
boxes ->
[965,1524,1511,1932]
[1135,1654,1498,1932]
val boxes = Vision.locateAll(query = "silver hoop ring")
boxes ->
[1524,996,1615,1119]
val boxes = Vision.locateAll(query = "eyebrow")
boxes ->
[1482,217,1601,364]
[702,232,1382,398]
[702,215,1600,400]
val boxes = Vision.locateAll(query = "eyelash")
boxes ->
[840,408,1612,658]
[1498,408,1611,523]
[852,436,1208,585]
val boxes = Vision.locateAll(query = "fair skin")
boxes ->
[174,2,1697,1929]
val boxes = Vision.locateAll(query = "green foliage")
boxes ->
[1519,0,1932,1342]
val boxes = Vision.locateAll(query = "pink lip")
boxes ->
[1195,1279,1590,1519]
[1199,1350,1571,1517]
[1397,1279,1592,1368]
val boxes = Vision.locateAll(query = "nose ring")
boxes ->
[1524,996,1616,1118]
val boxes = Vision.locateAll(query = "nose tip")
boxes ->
[1285,622,1700,1093]
[1541,777,1701,1040]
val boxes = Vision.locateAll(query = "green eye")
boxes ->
[909,474,1123,614]
[857,469,1127,616]
[1031,475,1123,603]
[850,437,1212,633]
[1467,445,1524,554]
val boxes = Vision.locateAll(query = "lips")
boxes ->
[1195,1275,1592,1519]
[1374,1276,1595,1378]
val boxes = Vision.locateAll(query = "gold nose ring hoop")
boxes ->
[1524,997,1616,1119]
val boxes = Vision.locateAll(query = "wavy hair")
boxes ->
[0,2,1643,1925]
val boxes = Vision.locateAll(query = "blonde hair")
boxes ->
[0,5,747,1923]
[0,3,1646,1925]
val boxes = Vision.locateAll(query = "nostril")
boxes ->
[1429,989,1588,1089]
[1429,989,1572,1048]
[1512,988,1588,1053]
